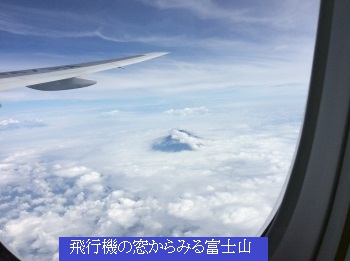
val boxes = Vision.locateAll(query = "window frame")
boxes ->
[263,0,350,260]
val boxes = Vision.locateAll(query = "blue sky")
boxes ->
[1,0,317,55]
[0,1,319,260]
[0,0,319,101]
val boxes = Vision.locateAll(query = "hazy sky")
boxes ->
[0,1,319,260]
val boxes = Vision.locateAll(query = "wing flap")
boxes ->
[27,77,97,91]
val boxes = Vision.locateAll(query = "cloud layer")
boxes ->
[0,94,303,260]
[0,118,45,131]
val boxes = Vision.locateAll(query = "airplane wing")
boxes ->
[0,52,168,91]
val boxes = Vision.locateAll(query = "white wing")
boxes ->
[0,52,168,91]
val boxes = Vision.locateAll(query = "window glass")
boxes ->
[0,1,319,260]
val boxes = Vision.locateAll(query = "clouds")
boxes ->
[101,110,120,117]
[139,0,268,27]
[0,0,319,53]
[164,106,209,116]
[0,118,45,131]
[0,93,303,260]
[139,0,319,33]
[0,3,99,38]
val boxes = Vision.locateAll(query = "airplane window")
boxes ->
[0,0,319,260]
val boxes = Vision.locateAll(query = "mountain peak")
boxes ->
[152,129,203,152]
